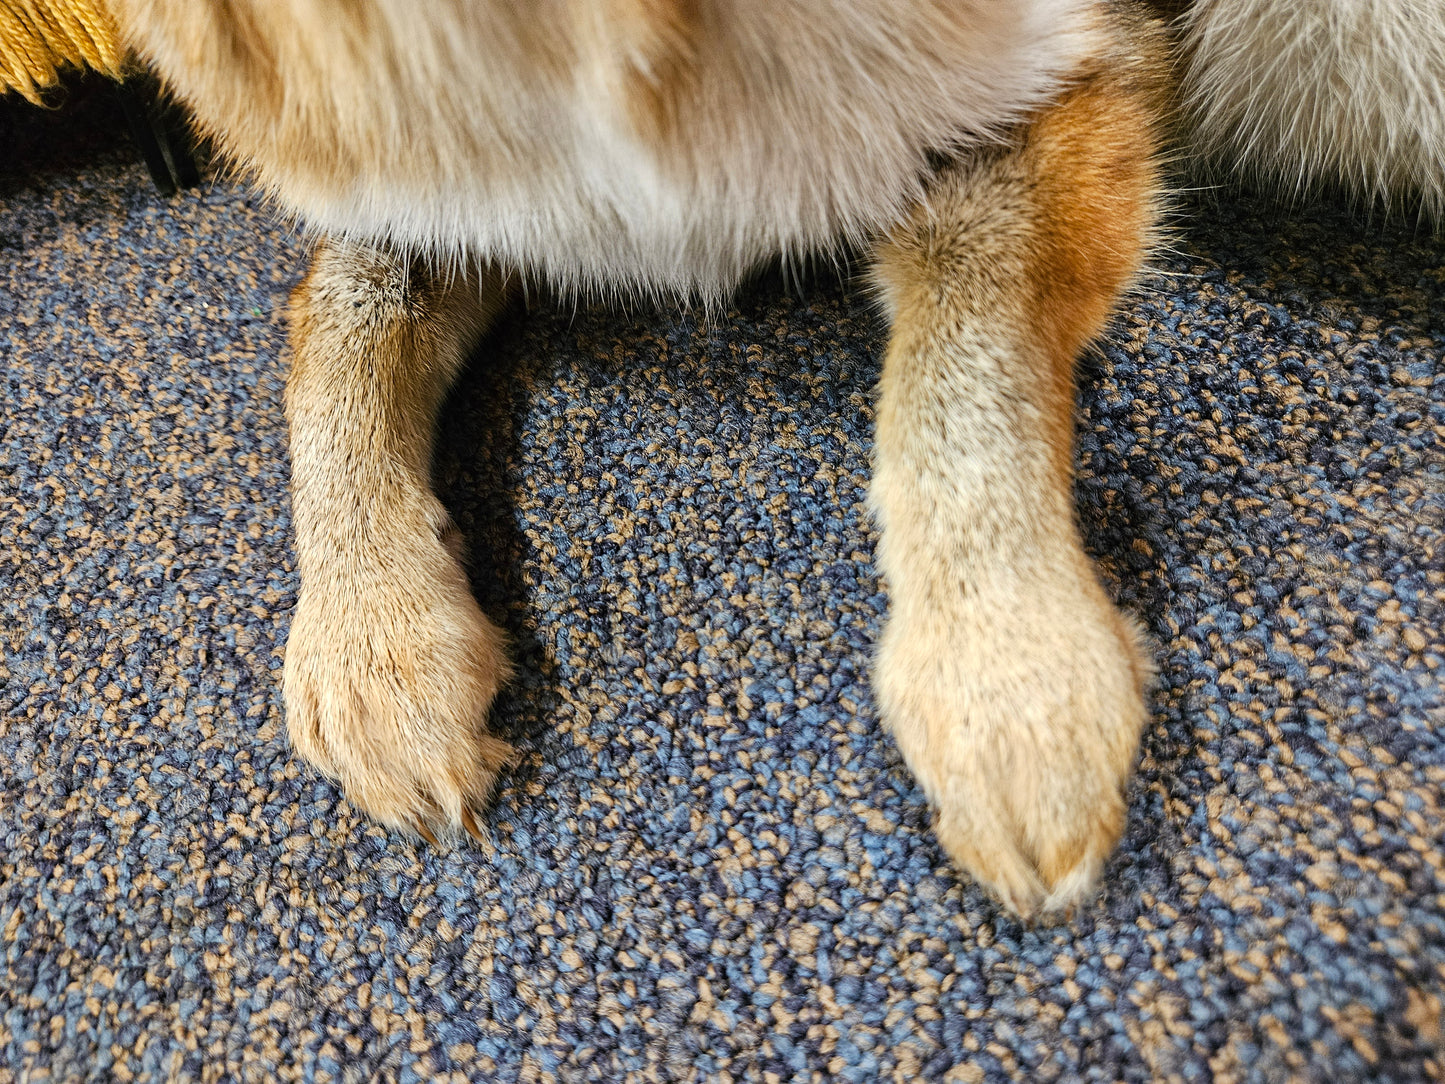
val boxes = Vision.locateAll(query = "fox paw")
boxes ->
[283,541,514,843]
[877,576,1150,919]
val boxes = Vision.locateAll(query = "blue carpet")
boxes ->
[2,87,1443,1082]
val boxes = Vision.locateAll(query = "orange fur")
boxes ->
[1021,12,1169,475]
[610,0,700,142]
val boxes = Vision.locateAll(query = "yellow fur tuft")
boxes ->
[0,0,124,103]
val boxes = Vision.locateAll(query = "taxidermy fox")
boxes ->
[105,0,1445,918]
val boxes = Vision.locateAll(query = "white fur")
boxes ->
[118,0,1099,300]
[1179,0,1445,221]
[322,0,1097,299]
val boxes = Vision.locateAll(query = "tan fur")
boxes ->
[284,242,515,841]
[869,9,1170,916]
[106,0,1178,916]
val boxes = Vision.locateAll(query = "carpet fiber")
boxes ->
[2,86,1443,1083]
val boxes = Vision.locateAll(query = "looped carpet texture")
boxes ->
[1,88,1442,1082]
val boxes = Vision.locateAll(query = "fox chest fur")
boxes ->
[115,0,1097,297]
